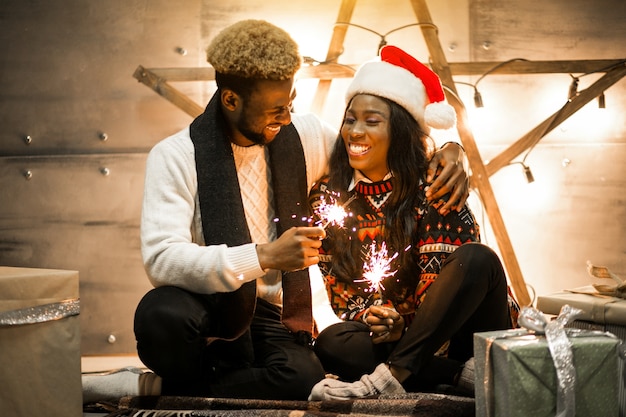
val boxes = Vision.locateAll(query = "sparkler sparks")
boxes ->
[314,194,356,229]
[317,199,349,228]
[357,241,398,294]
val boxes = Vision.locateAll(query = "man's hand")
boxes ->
[256,226,325,271]
[365,306,404,344]
[425,142,469,215]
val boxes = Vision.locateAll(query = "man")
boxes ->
[83,19,469,402]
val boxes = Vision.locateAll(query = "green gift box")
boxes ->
[474,328,620,417]
[537,290,626,416]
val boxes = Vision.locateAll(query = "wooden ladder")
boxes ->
[311,0,530,305]
[133,0,626,307]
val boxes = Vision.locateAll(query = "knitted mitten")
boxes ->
[308,363,405,400]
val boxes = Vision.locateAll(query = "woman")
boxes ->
[308,45,519,400]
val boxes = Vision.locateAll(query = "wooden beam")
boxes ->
[149,67,215,82]
[133,65,203,118]
[485,63,626,176]
[142,64,359,83]
[136,59,624,85]
[310,0,357,114]
[448,59,625,76]
[299,63,358,79]
[131,5,623,309]
[410,0,532,306]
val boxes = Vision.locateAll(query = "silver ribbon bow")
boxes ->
[0,298,80,327]
[518,305,582,417]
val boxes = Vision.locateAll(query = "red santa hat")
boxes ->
[345,45,456,132]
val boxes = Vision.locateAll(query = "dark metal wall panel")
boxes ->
[0,0,201,156]
[0,154,152,354]
[0,0,202,354]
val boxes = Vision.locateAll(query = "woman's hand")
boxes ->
[364,305,405,344]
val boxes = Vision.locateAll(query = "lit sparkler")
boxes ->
[356,241,398,294]
[314,194,356,229]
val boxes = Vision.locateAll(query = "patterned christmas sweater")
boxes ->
[308,175,483,326]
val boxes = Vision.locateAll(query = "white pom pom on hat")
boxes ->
[345,45,456,132]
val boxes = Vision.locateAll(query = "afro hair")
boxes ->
[206,20,301,80]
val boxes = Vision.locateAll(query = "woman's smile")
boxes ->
[348,142,371,156]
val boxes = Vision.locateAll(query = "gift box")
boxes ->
[474,328,620,417]
[537,288,626,326]
[537,289,626,416]
[0,266,82,417]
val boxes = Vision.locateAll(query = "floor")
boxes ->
[82,354,145,374]
[82,354,145,417]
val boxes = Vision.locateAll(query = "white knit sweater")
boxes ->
[141,112,341,332]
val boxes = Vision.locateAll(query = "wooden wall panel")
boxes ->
[0,0,201,156]
[465,0,626,300]
[0,0,624,354]
[470,0,626,61]
[195,1,471,127]
[0,154,152,354]
[0,0,476,355]
[0,0,202,354]
[465,0,626,146]
[482,143,626,299]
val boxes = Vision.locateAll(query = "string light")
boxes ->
[598,92,606,109]
[455,82,484,108]
[567,60,625,107]
[452,58,529,108]
[522,164,535,184]
[508,161,535,184]
[473,88,484,108]
[568,75,579,100]
[334,22,438,54]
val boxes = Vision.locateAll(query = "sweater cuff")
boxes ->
[227,243,266,282]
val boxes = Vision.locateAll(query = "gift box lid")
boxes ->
[0,266,79,312]
[537,287,626,326]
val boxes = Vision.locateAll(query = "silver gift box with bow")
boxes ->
[474,305,623,417]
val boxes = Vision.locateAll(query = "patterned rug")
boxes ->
[95,393,475,417]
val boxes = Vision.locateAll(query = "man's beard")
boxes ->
[236,110,269,146]
[238,125,267,146]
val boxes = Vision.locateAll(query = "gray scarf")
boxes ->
[189,93,313,340]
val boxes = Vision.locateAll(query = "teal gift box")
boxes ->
[474,328,620,417]
[537,290,626,416]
